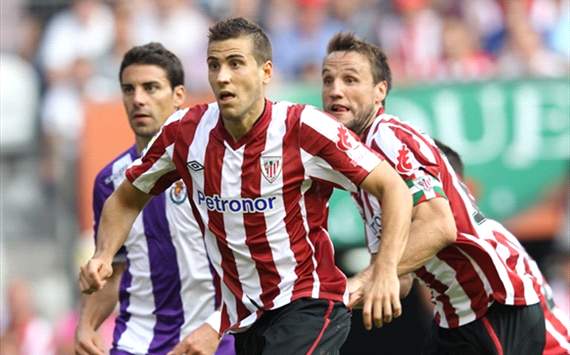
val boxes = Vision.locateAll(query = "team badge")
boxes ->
[260,156,282,183]
[169,180,187,204]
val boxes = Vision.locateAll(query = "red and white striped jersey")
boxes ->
[486,220,570,354]
[126,100,382,332]
[354,112,541,328]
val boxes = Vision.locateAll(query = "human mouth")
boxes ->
[328,104,350,114]
[219,91,236,103]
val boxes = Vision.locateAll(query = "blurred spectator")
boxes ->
[39,0,115,85]
[497,20,567,78]
[129,0,211,91]
[376,0,443,84]
[461,0,505,55]
[272,0,343,82]
[0,279,54,355]
[328,0,380,42]
[89,0,135,99]
[437,16,496,81]
[0,53,39,156]
[40,57,91,188]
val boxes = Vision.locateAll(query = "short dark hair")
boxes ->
[434,139,464,178]
[326,32,392,106]
[119,42,184,88]
[208,17,272,65]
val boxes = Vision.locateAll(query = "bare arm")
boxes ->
[358,160,413,330]
[397,197,456,275]
[75,262,125,355]
[79,180,151,294]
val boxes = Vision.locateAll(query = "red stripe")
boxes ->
[282,105,316,299]
[377,118,478,237]
[304,184,347,300]
[492,231,528,302]
[306,300,334,355]
[414,265,459,327]
[126,116,181,187]
[481,316,504,355]
[241,103,281,309]
[171,104,209,234]
[436,247,490,326]
[220,304,231,333]
[543,306,570,354]
[204,121,249,321]
[456,241,510,303]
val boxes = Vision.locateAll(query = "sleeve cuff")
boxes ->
[205,309,222,335]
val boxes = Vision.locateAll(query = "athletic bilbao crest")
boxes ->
[260,156,282,183]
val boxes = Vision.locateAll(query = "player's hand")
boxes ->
[79,257,113,294]
[167,323,220,355]
[74,324,105,355]
[347,276,365,309]
[361,265,401,330]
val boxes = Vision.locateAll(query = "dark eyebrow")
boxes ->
[207,53,247,62]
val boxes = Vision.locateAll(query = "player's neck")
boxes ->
[222,98,266,141]
[135,136,151,155]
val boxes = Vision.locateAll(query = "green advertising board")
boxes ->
[270,78,569,248]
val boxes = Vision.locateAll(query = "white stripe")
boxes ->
[422,255,478,327]
[220,146,264,310]
[301,105,380,174]
[298,182,320,298]
[132,145,177,193]
[165,189,217,336]
[300,149,358,192]
[261,102,297,307]
[116,215,155,354]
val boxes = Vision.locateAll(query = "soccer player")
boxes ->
[75,43,234,355]
[79,18,413,355]
[434,140,570,355]
[321,32,547,354]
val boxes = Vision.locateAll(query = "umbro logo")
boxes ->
[187,160,204,172]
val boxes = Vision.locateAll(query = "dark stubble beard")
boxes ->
[347,103,377,136]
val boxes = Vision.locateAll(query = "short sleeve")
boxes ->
[299,106,382,192]
[125,109,187,195]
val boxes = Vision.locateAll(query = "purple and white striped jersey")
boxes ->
[93,145,230,355]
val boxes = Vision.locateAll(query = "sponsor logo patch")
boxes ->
[187,160,204,172]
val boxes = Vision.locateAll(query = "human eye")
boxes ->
[322,76,333,85]
[121,85,134,94]
[208,61,220,71]
[144,83,159,93]
[345,76,358,84]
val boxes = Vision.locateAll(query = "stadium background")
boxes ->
[0,0,568,353]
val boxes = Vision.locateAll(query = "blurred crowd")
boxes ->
[1,0,569,191]
[0,0,568,354]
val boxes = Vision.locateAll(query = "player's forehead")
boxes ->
[322,51,371,76]
[207,36,255,61]
[121,64,170,85]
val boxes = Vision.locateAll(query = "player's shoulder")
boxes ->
[94,145,137,188]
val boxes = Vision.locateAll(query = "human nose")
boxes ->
[132,87,147,106]
[215,64,231,84]
[326,79,343,100]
